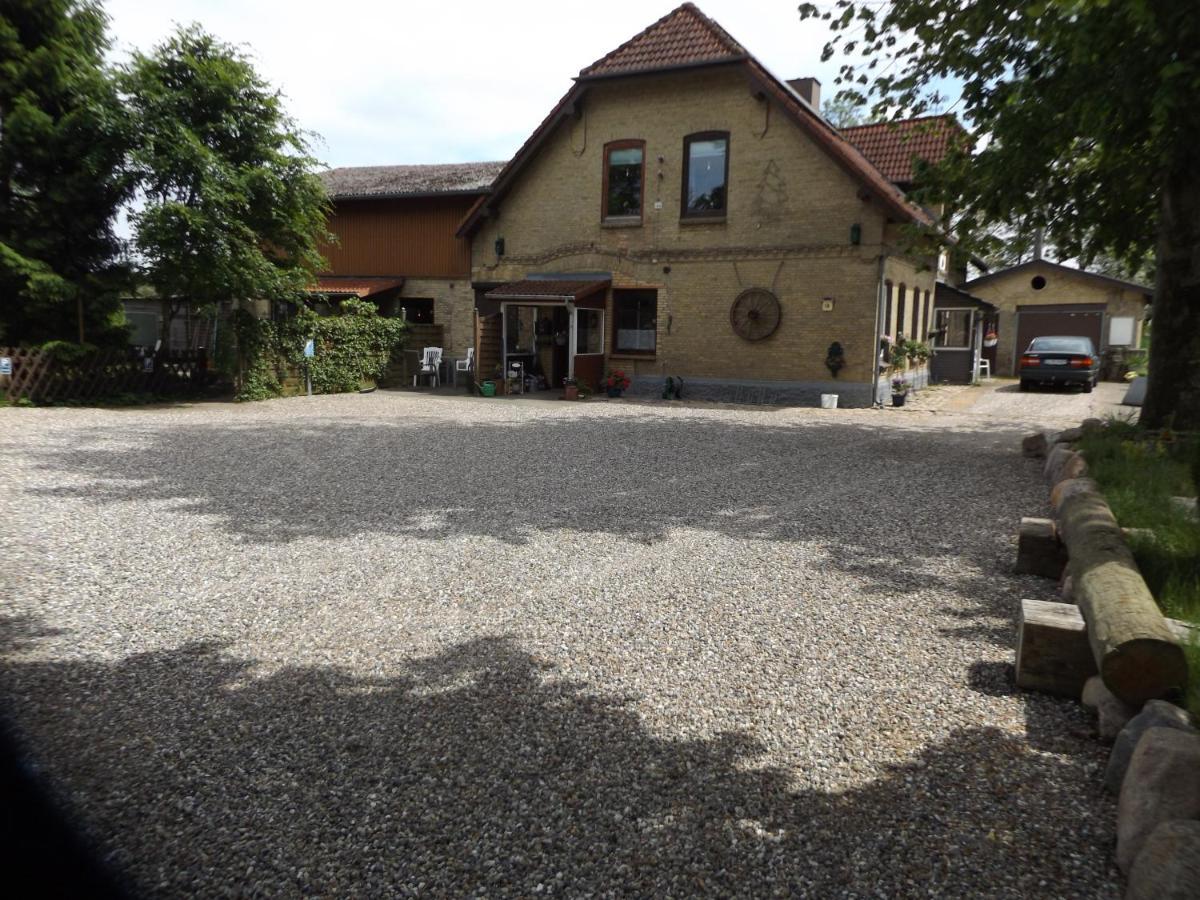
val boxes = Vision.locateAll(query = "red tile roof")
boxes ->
[839,116,963,185]
[486,279,610,302]
[311,276,405,298]
[579,3,745,79]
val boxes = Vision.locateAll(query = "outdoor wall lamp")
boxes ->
[494,237,505,256]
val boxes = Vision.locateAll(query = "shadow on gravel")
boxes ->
[1,617,1116,897]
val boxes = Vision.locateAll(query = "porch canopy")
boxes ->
[310,276,405,298]
[486,278,609,308]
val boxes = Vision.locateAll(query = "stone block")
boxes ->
[1081,675,1139,743]
[1116,727,1200,873]
[1105,700,1197,794]
[1126,820,1200,900]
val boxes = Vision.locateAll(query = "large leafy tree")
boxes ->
[122,26,331,342]
[801,0,1200,428]
[0,0,133,345]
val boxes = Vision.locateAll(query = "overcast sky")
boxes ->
[103,0,864,170]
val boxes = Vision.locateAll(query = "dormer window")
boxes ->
[602,140,645,222]
[681,131,729,219]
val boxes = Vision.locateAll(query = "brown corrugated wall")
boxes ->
[320,195,479,277]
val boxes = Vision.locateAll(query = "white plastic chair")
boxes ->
[978,358,992,381]
[413,346,442,388]
[454,348,475,384]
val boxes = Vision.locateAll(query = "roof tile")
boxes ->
[839,116,962,185]
[579,3,744,78]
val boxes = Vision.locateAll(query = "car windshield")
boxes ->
[1028,337,1092,353]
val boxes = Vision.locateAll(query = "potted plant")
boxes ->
[983,328,999,348]
[825,341,846,378]
[603,368,631,398]
[563,375,580,401]
[891,375,910,407]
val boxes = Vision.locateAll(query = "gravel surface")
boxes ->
[0,391,1119,897]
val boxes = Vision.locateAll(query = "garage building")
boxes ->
[962,260,1150,377]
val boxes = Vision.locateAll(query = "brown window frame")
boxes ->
[602,139,646,223]
[611,288,658,357]
[896,283,908,341]
[680,131,731,220]
[883,281,894,337]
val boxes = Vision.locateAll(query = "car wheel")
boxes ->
[1083,380,1094,394]
[1019,379,1031,392]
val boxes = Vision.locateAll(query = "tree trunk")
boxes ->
[1140,166,1200,429]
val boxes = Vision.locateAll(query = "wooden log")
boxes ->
[1015,517,1068,578]
[1016,599,1098,697]
[1017,600,1196,699]
[1057,488,1188,705]
[1045,446,1088,486]
[1051,477,1099,515]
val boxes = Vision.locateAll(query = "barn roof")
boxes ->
[319,162,505,200]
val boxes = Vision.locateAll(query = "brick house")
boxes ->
[315,162,504,360]
[457,2,951,405]
[962,260,1150,377]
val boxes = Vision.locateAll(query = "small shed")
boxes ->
[930,283,996,384]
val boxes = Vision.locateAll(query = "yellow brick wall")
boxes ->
[968,262,1148,375]
[470,67,936,391]
[397,278,476,358]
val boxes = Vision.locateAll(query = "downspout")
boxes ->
[872,253,886,407]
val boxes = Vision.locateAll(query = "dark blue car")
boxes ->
[1018,336,1100,393]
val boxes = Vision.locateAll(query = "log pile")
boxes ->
[1018,434,1187,705]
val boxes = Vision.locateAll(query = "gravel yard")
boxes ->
[1,390,1120,897]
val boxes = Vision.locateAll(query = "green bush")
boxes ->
[228,299,406,401]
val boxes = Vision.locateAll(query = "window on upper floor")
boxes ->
[612,289,657,355]
[681,132,729,219]
[603,140,645,221]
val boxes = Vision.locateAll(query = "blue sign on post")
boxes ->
[303,339,314,396]
[0,357,11,376]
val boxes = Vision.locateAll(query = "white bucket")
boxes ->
[819,394,838,409]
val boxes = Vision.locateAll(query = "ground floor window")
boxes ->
[934,308,973,349]
[401,298,434,323]
[612,289,657,354]
[576,308,604,354]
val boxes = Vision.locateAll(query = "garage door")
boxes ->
[1015,304,1104,358]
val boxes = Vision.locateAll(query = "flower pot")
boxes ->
[606,387,623,398]
[892,393,907,407]
[984,338,998,348]
[564,385,579,401]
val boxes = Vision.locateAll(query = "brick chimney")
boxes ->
[787,77,821,110]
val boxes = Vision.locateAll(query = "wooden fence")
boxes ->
[0,346,212,404]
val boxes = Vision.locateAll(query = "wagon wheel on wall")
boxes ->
[730,288,782,341]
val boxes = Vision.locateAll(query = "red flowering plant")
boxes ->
[603,369,631,391]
